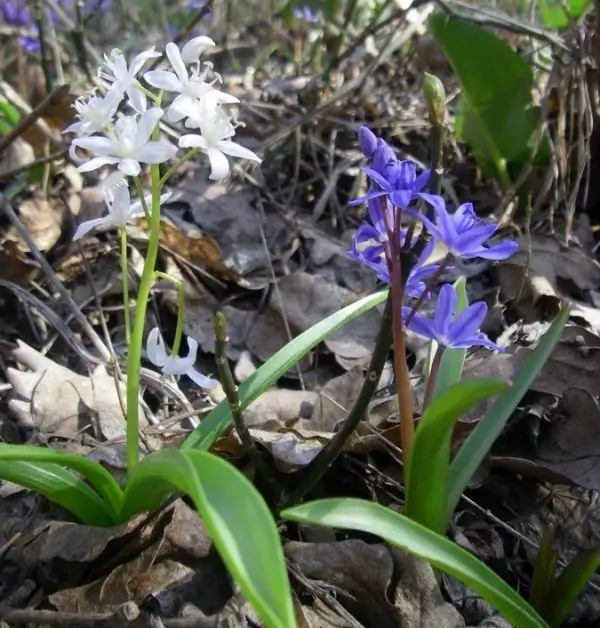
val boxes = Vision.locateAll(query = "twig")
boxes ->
[283,291,392,506]
[0,148,67,183]
[0,83,68,154]
[2,601,139,626]
[213,312,277,493]
[0,193,111,363]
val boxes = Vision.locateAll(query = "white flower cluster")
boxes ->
[66,36,260,184]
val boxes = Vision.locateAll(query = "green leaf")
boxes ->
[122,448,296,628]
[430,276,468,398]
[0,444,123,521]
[183,289,388,451]
[406,379,508,534]
[545,546,600,627]
[429,13,541,184]
[448,306,570,517]
[0,98,21,126]
[281,499,548,628]
[0,461,115,526]
[539,0,591,29]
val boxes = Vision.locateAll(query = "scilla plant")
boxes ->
[280,87,594,627]
[0,36,299,628]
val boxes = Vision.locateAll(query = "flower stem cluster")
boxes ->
[64,36,261,472]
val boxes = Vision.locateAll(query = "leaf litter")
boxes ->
[3,3,600,627]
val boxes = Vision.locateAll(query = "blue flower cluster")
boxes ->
[350,126,519,351]
[0,0,111,52]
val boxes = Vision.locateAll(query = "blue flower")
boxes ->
[350,159,430,209]
[349,197,439,300]
[402,283,502,350]
[294,6,321,22]
[414,193,519,261]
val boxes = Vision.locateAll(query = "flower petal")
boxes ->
[181,36,215,64]
[73,217,110,240]
[216,140,261,163]
[144,70,183,92]
[179,133,206,149]
[108,184,132,225]
[450,302,488,345]
[136,107,164,145]
[434,283,456,339]
[165,41,188,84]
[186,367,217,389]
[206,146,230,180]
[146,327,168,367]
[126,85,147,113]
[118,158,141,176]
[135,142,177,164]
[130,47,161,77]
[405,311,437,341]
[77,156,120,172]
[72,135,116,156]
[467,239,519,261]
[363,167,392,192]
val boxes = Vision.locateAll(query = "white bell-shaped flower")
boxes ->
[178,94,261,181]
[98,46,161,113]
[144,42,238,122]
[64,89,121,136]
[146,328,216,389]
[73,184,171,240]
[71,108,177,177]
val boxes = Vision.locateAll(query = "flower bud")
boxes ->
[423,73,446,125]
[357,125,378,158]
[371,141,397,176]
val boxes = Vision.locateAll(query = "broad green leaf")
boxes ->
[183,289,388,451]
[448,306,570,517]
[406,379,508,534]
[122,448,296,628]
[540,0,591,29]
[430,276,468,399]
[281,499,548,628]
[0,461,115,526]
[545,546,600,627]
[429,14,541,184]
[0,444,123,521]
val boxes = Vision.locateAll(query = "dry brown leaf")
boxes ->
[498,234,600,320]
[0,239,40,284]
[6,191,64,253]
[7,341,146,441]
[131,216,240,282]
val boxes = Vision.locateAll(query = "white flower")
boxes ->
[98,47,161,113]
[144,42,238,122]
[146,327,216,389]
[73,184,171,240]
[71,108,177,177]
[64,89,121,136]
[180,36,216,64]
[178,96,261,181]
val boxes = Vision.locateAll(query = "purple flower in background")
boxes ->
[350,159,431,209]
[415,193,519,261]
[402,283,502,350]
[0,0,28,25]
[294,6,321,22]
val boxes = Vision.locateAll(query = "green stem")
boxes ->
[159,148,199,187]
[125,164,162,473]
[134,176,151,221]
[283,292,393,507]
[120,227,131,346]
[423,345,445,410]
[154,271,185,355]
